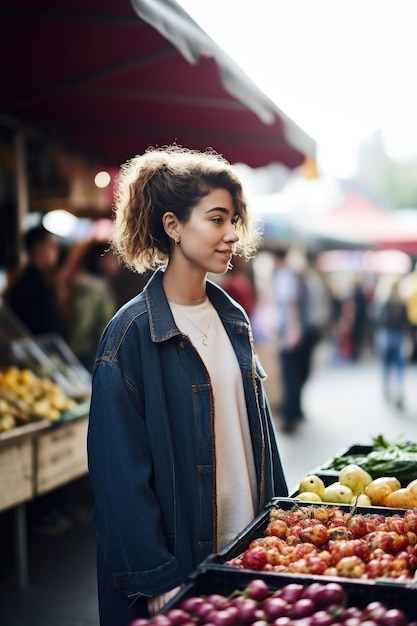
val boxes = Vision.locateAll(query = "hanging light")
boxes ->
[94,170,111,188]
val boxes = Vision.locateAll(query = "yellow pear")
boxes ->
[406,479,417,495]
[298,475,325,499]
[350,493,372,507]
[296,491,322,502]
[322,482,353,504]
[364,477,401,506]
[384,488,417,508]
[372,476,401,490]
[338,464,372,495]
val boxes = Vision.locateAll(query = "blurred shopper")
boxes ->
[351,277,370,360]
[330,276,368,362]
[272,247,308,433]
[64,240,119,372]
[299,252,331,383]
[221,255,257,319]
[5,225,66,337]
[400,262,417,362]
[374,277,411,410]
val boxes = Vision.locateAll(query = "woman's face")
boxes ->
[177,188,240,275]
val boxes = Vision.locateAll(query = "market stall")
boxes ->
[147,437,417,626]
[0,302,91,587]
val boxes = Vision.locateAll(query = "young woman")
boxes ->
[87,145,288,626]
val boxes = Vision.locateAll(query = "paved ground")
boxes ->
[1,342,417,626]
[276,342,417,492]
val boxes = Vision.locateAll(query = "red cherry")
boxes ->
[246,578,271,601]
[242,547,268,571]
[310,610,336,626]
[278,583,304,604]
[287,598,316,619]
[262,597,288,619]
[315,582,345,607]
[180,596,204,614]
[152,615,173,626]
[380,609,408,626]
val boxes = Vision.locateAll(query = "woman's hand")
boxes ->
[147,585,183,615]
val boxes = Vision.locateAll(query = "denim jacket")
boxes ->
[87,268,287,599]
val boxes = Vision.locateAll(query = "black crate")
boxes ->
[163,566,417,618]
[202,498,411,588]
[209,498,406,563]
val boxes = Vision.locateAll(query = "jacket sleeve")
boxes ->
[87,359,183,598]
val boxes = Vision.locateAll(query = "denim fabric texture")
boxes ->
[87,268,288,608]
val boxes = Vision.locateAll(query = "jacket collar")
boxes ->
[144,268,248,343]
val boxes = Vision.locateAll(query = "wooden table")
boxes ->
[0,412,89,588]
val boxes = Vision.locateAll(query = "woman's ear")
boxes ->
[162,212,180,243]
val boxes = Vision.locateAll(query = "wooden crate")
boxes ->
[0,437,34,511]
[36,417,88,494]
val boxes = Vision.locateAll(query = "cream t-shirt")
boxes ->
[169,298,257,550]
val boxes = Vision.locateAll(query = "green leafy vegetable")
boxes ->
[325,435,417,484]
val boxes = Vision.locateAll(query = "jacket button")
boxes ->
[179,341,187,350]
[114,577,124,588]
[235,327,244,334]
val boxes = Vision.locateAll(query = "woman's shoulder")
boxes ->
[111,292,148,327]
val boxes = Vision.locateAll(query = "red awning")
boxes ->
[317,192,417,254]
[0,0,315,169]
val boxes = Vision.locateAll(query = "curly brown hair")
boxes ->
[111,145,261,274]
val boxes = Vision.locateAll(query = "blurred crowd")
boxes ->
[2,225,150,373]
[219,245,417,434]
[2,225,417,439]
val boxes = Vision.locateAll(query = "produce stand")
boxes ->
[0,310,92,588]
[159,440,417,626]
[164,566,417,619]
[0,406,90,588]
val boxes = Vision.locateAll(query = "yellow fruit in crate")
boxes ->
[384,488,417,508]
[406,479,417,495]
[350,493,372,507]
[298,475,325,499]
[365,476,401,506]
[20,369,37,384]
[338,464,372,495]
[322,482,353,504]
[296,491,322,502]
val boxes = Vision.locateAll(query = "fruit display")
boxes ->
[0,365,77,431]
[322,436,417,485]
[0,392,29,432]
[295,465,417,508]
[224,503,417,581]
[128,577,416,626]
[11,335,92,400]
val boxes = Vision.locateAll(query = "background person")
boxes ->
[220,254,257,320]
[374,277,411,410]
[63,240,120,372]
[5,225,65,337]
[298,251,331,388]
[400,261,417,362]
[272,247,308,433]
[87,145,288,626]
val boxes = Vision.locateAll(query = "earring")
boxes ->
[175,238,180,245]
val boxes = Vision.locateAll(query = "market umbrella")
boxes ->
[0,0,315,170]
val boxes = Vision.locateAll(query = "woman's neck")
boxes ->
[162,266,207,305]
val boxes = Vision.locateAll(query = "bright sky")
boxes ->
[178,0,417,178]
